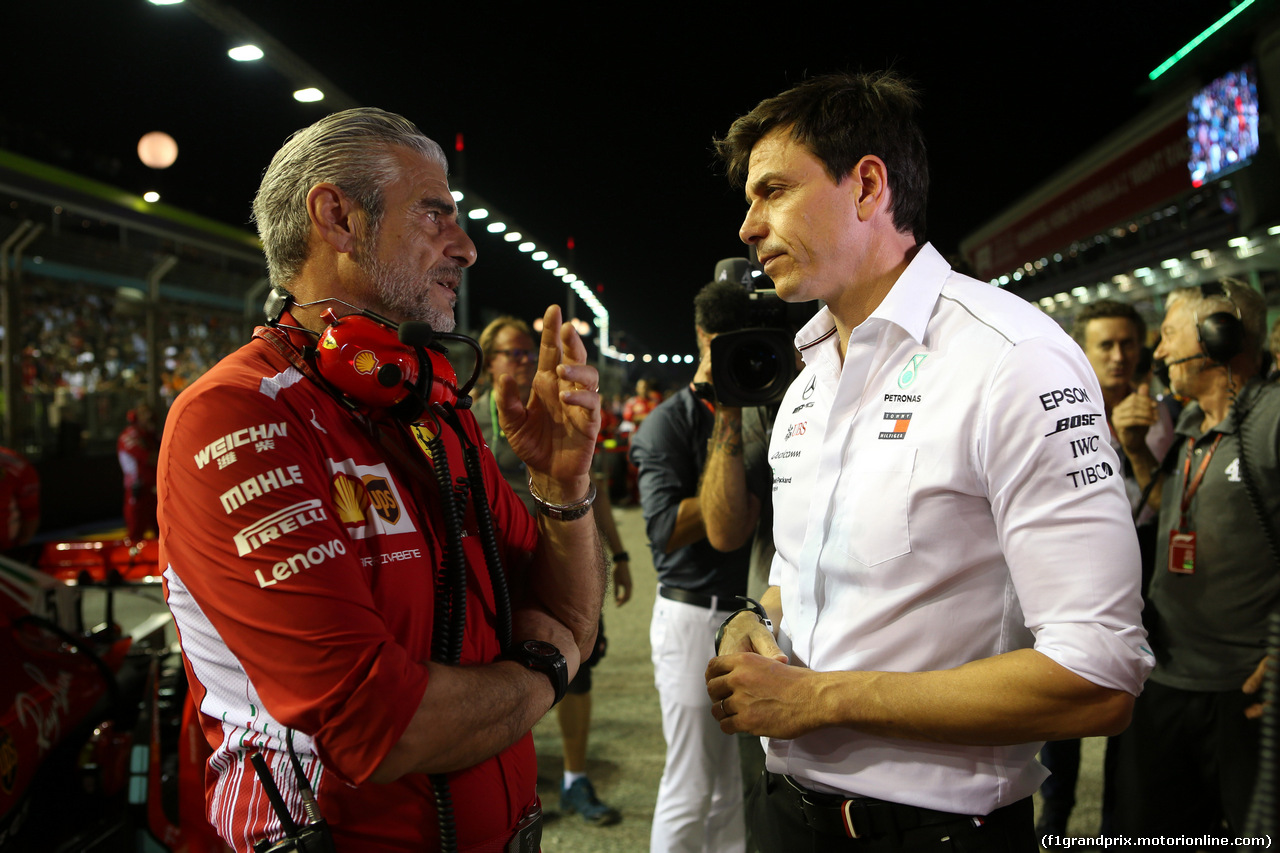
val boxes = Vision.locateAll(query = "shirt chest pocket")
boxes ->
[831,446,916,567]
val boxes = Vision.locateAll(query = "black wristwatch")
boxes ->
[504,639,569,706]
[714,596,774,655]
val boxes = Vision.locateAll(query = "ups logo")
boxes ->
[362,476,401,525]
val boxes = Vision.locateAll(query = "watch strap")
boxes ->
[714,596,773,655]
[503,639,569,706]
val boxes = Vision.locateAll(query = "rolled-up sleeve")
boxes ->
[979,335,1154,696]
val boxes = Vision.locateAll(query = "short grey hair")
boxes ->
[1166,277,1267,358]
[251,108,448,287]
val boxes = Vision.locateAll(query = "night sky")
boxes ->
[2,1,1260,361]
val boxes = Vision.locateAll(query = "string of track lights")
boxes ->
[145,0,698,367]
[147,0,696,367]
[452,189,695,367]
[452,188,614,359]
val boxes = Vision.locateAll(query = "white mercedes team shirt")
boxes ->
[766,243,1153,814]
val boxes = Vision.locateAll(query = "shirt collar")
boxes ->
[866,242,948,345]
[790,241,948,359]
[1177,379,1267,438]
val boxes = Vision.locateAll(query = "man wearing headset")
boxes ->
[158,109,605,852]
[1111,280,1280,842]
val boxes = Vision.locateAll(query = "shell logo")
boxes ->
[352,350,378,375]
[331,473,371,524]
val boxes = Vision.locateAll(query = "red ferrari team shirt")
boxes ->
[159,322,538,852]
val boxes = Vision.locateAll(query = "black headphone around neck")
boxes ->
[1195,281,1246,365]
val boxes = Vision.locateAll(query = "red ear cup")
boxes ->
[421,349,460,408]
[314,311,422,409]
[312,309,459,416]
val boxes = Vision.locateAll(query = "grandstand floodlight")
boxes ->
[658,355,668,364]
[486,221,507,233]
[143,191,161,203]
[563,274,578,283]
[542,260,557,270]
[137,131,179,169]
[228,45,264,61]
[451,190,464,202]
[1160,258,1180,269]
[518,242,536,253]
[467,208,489,220]
[148,0,184,5]
[504,231,522,242]
[553,268,567,277]
[1227,237,1250,248]
[531,250,548,261]
[293,88,324,103]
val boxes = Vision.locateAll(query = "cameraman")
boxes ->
[630,279,773,853]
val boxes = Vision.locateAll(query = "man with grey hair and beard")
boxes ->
[1112,279,1280,844]
[158,108,606,852]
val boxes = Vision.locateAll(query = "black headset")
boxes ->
[1195,281,1246,365]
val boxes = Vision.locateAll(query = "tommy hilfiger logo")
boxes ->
[878,412,912,440]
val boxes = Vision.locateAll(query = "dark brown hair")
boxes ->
[715,71,929,243]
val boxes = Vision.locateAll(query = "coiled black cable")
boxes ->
[1242,613,1279,842]
[1232,384,1280,847]
[419,401,521,853]
[424,420,468,666]
[376,398,521,853]
[435,402,513,652]
[1232,386,1280,575]
[421,418,465,853]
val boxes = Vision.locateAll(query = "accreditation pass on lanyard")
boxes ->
[1168,433,1223,575]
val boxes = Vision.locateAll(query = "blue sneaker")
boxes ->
[560,777,621,825]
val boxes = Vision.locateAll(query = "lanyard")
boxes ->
[1177,433,1222,531]
[488,390,505,442]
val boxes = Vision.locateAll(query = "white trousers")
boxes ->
[649,593,746,853]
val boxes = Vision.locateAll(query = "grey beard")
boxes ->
[365,255,457,334]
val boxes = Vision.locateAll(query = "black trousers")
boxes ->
[1113,679,1261,842]
[747,771,1036,852]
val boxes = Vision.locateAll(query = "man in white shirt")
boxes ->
[705,71,1153,852]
